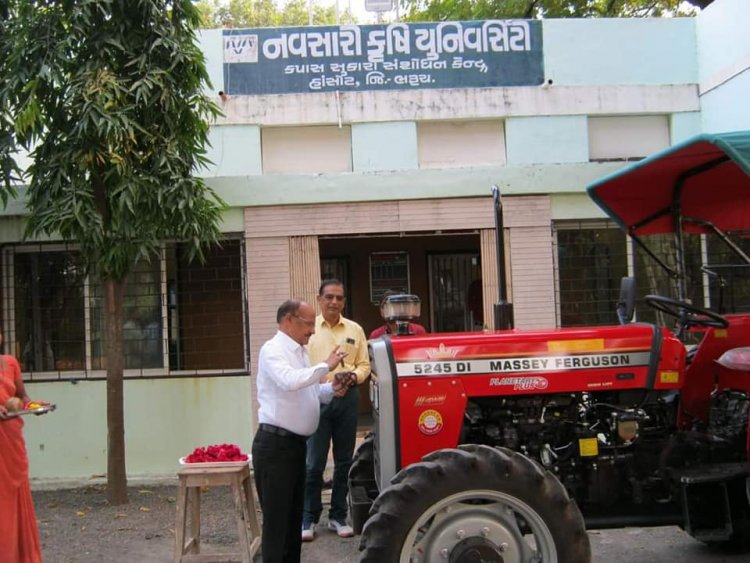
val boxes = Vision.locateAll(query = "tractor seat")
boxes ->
[716,347,750,371]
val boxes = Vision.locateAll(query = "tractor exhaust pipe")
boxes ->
[492,185,514,329]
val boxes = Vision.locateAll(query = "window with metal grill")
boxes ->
[555,222,627,327]
[555,221,750,328]
[3,239,247,380]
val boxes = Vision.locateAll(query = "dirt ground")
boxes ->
[34,481,750,563]
[33,482,359,563]
[29,417,749,563]
[34,423,373,563]
[32,482,750,563]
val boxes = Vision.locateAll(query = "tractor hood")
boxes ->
[587,131,750,235]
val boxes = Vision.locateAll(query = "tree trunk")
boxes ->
[105,276,128,505]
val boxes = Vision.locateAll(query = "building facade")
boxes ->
[4,0,749,481]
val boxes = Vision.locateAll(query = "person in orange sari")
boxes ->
[0,343,43,563]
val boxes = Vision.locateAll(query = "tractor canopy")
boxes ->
[587,130,750,236]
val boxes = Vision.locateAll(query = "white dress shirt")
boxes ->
[256,330,334,437]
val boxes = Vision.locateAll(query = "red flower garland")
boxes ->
[184,443,248,463]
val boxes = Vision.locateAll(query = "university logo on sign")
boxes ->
[224,34,259,63]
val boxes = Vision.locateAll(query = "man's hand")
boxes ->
[324,346,348,372]
[332,371,357,397]
[335,371,357,389]
[332,378,348,397]
[331,371,357,397]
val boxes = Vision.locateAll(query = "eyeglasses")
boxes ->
[291,314,316,328]
[321,294,345,302]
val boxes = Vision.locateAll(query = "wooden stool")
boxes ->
[174,464,261,563]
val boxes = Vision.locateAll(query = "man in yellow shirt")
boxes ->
[303,279,370,540]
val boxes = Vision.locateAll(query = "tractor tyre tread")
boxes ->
[360,445,590,563]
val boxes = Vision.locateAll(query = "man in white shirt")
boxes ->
[252,299,348,563]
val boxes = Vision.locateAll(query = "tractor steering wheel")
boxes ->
[644,294,729,331]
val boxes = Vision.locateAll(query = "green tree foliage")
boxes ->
[281,0,356,26]
[194,0,356,28]
[0,0,21,200]
[1,0,224,504]
[0,112,20,199]
[402,0,710,21]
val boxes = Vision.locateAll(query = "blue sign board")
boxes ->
[223,20,544,95]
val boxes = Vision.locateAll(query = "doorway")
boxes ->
[428,253,482,332]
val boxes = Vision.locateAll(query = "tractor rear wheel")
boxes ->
[360,444,590,563]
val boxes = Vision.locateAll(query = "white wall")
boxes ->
[418,120,507,169]
[262,125,352,173]
[588,115,670,160]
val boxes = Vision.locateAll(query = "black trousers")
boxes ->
[252,428,307,563]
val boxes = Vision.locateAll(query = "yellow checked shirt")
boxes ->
[307,314,371,385]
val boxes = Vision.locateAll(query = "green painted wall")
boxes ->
[205,125,262,177]
[204,161,627,209]
[671,112,702,144]
[551,193,610,221]
[352,122,418,172]
[506,116,589,165]
[543,18,697,86]
[24,376,252,484]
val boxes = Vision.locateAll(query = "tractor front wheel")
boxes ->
[349,433,374,482]
[360,444,590,563]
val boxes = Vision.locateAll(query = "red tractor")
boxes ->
[349,131,750,562]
